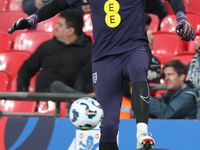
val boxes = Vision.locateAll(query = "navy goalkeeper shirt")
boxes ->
[67,0,149,62]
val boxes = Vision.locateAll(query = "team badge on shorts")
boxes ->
[93,72,97,83]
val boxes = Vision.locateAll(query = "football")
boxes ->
[69,97,104,130]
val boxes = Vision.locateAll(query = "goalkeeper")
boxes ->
[8,0,195,149]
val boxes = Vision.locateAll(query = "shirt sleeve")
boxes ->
[167,0,185,14]
[35,0,70,22]
[66,0,80,6]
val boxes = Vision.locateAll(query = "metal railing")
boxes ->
[0,84,199,117]
[0,92,96,118]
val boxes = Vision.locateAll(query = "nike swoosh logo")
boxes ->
[85,110,97,115]
[139,84,150,104]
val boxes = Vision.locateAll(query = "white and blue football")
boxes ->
[69,97,104,130]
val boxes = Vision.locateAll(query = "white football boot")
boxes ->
[137,133,155,150]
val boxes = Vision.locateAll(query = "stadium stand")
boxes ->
[36,14,59,33]
[0,100,37,113]
[0,71,10,91]
[184,0,200,15]
[188,35,200,53]
[172,54,194,65]
[10,74,38,92]
[8,0,23,12]
[0,0,200,117]
[13,31,53,54]
[162,0,173,14]
[0,51,30,80]
[0,51,37,114]
[38,101,67,118]
[152,32,185,64]
[83,13,94,43]
[0,11,28,43]
[0,0,9,12]
[0,31,11,53]
[148,13,160,33]
[160,12,200,33]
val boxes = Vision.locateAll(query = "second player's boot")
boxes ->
[137,133,155,150]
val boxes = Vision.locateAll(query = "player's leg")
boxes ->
[125,48,155,149]
[92,56,123,150]
[132,81,155,150]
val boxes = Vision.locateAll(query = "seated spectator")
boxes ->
[17,9,93,93]
[187,47,200,88]
[82,0,90,14]
[149,59,199,119]
[187,47,200,119]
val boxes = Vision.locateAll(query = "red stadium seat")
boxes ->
[14,31,53,54]
[160,12,200,33]
[148,14,160,33]
[0,0,9,12]
[0,31,11,52]
[10,73,38,92]
[0,51,30,80]
[0,100,37,113]
[172,54,194,65]
[188,35,200,53]
[184,0,200,15]
[152,32,185,64]
[0,62,37,113]
[0,11,28,42]
[8,0,23,12]
[38,101,66,118]
[83,13,94,43]
[0,51,37,113]
[36,14,59,33]
[0,71,10,91]
[162,0,173,14]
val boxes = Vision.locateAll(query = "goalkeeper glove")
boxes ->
[8,14,39,34]
[176,11,195,42]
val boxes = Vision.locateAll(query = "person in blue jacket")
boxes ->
[149,59,199,119]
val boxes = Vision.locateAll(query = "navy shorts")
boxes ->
[92,47,151,142]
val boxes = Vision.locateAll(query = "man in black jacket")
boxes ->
[17,9,93,92]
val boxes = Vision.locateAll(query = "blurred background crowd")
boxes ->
[0,0,200,119]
